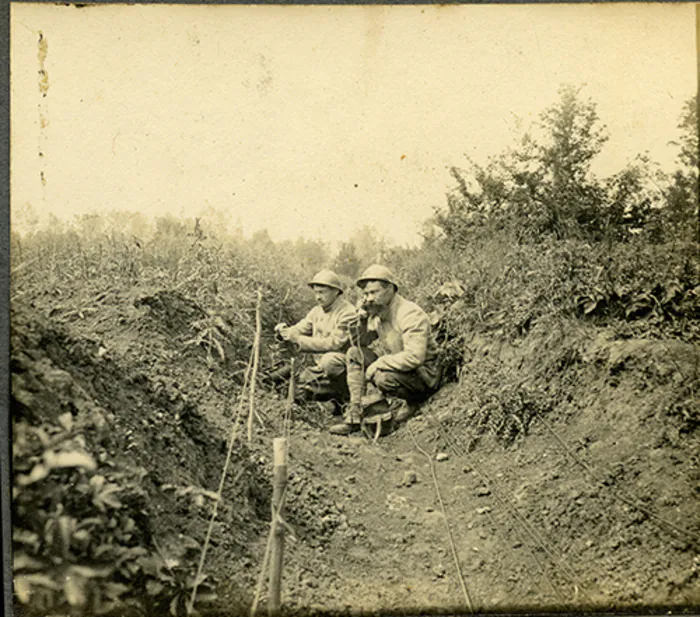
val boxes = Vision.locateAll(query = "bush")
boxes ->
[435,89,698,248]
[12,412,218,616]
[387,230,699,391]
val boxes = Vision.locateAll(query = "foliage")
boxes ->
[10,85,698,506]
[11,213,330,381]
[184,316,237,368]
[333,241,362,278]
[388,206,699,444]
[435,87,698,247]
[332,225,388,277]
[390,235,699,350]
[409,89,700,425]
[387,88,700,442]
[670,96,699,173]
[664,96,699,243]
[12,406,218,617]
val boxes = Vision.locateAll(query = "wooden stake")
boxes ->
[247,290,262,442]
[284,357,295,436]
[268,437,287,615]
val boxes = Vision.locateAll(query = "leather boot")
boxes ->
[328,421,361,435]
[328,402,363,435]
[394,400,420,423]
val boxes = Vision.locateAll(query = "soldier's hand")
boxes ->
[347,310,368,330]
[275,324,292,341]
[365,361,379,381]
[284,328,301,343]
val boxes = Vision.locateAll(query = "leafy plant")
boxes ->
[184,315,235,369]
[12,411,215,616]
[138,550,217,617]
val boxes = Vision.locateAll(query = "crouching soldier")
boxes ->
[274,270,357,409]
[329,265,441,435]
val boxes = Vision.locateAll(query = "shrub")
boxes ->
[12,412,218,616]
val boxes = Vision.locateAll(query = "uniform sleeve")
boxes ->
[372,307,429,372]
[287,309,314,338]
[295,305,355,353]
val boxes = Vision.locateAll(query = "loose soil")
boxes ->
[10,286,700,615]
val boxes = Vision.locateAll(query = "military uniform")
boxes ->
[329,265,441,433]
[288,294,357,399]
[275,270,357,403]
[347,293,440,405]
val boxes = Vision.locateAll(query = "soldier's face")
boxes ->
[312,285,340,310]
[361,281,395,314]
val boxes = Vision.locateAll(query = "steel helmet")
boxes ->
[356,265,398,290]
[307,269,344,293]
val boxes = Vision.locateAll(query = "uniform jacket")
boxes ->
[288,296,357,356]
[364,293,441,389]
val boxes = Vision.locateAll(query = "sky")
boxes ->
[10,2,697,247]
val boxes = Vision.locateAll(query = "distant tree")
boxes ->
[665,96,699,242]
[293,237,330,272]
[75,212,106,240]
[107,210,152,241]
[418,217,443,245]
[197,205,233,241]
[436,85,615,245]
[332,226,388,277]
[333,241,361,278]
[250,229,275,250]
[12,202,40,237]
[154,214,189,239]
[350,225,387,266]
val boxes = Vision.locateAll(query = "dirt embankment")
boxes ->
[10,288,700,615]
[12,297,271,615]
[272,333,700,613]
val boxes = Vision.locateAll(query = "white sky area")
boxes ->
[11,3,697,247]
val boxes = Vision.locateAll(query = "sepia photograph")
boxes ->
[8,2,699,615]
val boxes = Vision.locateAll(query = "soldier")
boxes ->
[329,265,441,435]
[275,269,357,408]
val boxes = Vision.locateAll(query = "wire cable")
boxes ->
[407,425,474,612]
[187,343,256,615]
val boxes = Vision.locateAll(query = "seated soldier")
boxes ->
[275,270,357,409]
[329,265,441,435]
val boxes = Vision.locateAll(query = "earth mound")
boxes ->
[10,287,700,615]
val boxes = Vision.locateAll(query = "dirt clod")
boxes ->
[401,471,418,487]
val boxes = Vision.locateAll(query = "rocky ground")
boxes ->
[270,360,700,613]
[10,285,700,616]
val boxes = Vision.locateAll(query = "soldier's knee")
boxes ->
[346,347,363,364]
[319,353,346,377]
[373,370,400,393]
[297,368,315,387]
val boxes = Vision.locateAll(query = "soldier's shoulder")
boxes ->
[336,297,358,315]
[305,305,322,319]
[395,295,429,322]
[396,294,428,315]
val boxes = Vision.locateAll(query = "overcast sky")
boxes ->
[11,3,697,246]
